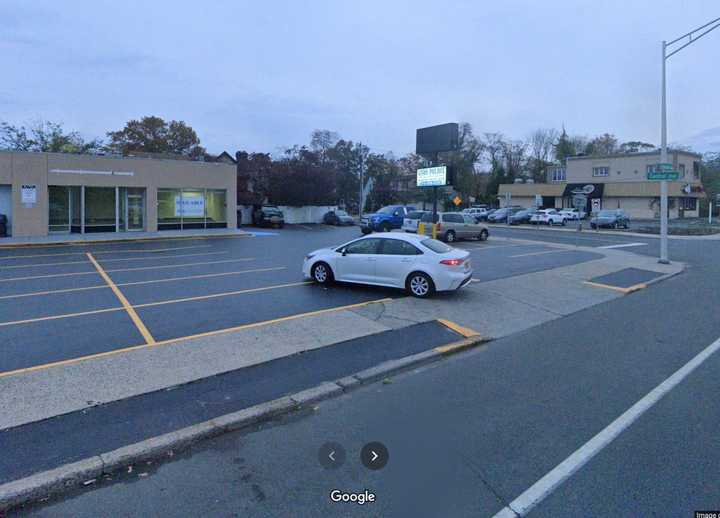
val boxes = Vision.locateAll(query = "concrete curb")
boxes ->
[0,231,252,249]
[483,222,720,240]
[0,336,490,512]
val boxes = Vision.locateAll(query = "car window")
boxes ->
[443,214,464,223]
[377,206,396,214]
[344,238,382,254]
[421,238,452,253]
[463,215,477,224]
[421,212,439,223]
[380,239,422,255]
[407,211,424,219]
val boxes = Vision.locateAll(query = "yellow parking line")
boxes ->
[583,281,647,294]
[0,266,288,300]
[0,275,304,327]
[0,306,124,327]
[436,318,481,338]
[0,297,392,379]
[0,257,257,283]
[509,249,574,258]
[105,257,255,274]
[87,253,156,345]
[0,251,227,270]
[0,244,213,261]
[134,281,312,309]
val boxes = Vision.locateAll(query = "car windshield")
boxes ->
[335,210,348,217]
[598,210,615,216]
[421,238,452,253]
[377,206,397,214]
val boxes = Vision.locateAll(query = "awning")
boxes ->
[562,183,605,198]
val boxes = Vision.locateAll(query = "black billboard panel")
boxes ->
[416,123,459,155]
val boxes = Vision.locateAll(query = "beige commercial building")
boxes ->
[0,151,237,238]
[498,150,705,219]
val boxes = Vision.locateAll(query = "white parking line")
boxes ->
[597,242,647,249]
[492,334,720,518]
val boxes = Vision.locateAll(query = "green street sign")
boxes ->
[657,162,674,172]
[647,171,679,181]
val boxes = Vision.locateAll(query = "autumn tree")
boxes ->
[106,116,206,158]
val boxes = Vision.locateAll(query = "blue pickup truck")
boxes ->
[360,205,416,234]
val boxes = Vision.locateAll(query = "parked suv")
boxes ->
[530,209,566,226]
[419,212,489,243]
[590,209,630,229]
[252,205,285,228]
[360,205,415,234]
[402,210,429,233]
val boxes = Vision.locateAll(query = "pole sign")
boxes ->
[416,165,448,187]
[534,194,542,207]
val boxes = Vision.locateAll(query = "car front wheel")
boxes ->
[311,262,334,285]
[444,230,456,243]
[478,229,489,241]
[406,272,435,298]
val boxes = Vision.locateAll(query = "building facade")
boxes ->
[498,150,704,219]
[0,151,237,238]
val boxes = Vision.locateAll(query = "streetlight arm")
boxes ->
[666,19,720,58]
[667,15,720,46]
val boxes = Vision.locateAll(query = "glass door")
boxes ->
[125,188,145,231]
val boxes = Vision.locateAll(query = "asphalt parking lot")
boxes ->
[0,226,601,377]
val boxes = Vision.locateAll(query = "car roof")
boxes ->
[357,232,427,243]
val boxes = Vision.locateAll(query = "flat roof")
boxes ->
[0,150,230,167]
[566,149,702,161]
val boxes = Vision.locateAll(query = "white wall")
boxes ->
[278,205,337,224]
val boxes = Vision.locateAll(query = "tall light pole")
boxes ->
[659,16,720,264]
[358,142,364,215]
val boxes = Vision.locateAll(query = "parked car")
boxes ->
[323,209,355,226]
[479,208,497,221]
[590,209,630,229]
[559,208,583,220]
[530,209,567,226]
[419,212,489,243]
[360,205,415,234]
[509,207,538,225]
[252,205,284,227]
[487,207,523,223]
[462,207,488,222]
[402,210,430,233]
[303,232,473,298]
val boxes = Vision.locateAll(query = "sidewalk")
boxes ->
[483,222,720,240]
[0,228,252,248]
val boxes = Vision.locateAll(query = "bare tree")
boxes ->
[528,128,559,182]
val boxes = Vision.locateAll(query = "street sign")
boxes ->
[591,198,601,212]
[647,171,679,180]
[572,195,587,209]
[452,195,462,206]
[657,162,674,172]
[534,194,542,207]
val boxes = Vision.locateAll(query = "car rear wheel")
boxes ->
[478,229,489,241]
[561,219,566,226]
[444,230,456,243]
[406,272,435,298]
[311,262,333,285]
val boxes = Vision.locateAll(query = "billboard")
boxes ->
[416,123,459,155]
[417,165,448,187]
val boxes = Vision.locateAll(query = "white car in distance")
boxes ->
[530,209,567,226]
[302,233,473,298]
[558,208,582,220]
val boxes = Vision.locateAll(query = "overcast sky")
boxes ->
[1,0,718,155]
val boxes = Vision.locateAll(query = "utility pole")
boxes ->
[358,142,364,216]
[659,16,720,264]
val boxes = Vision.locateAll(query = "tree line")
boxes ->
[2,116,714,211]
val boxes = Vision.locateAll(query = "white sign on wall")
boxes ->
[21,184,37,205]
[175,195,205,217]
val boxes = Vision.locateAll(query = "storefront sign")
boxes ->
[21,184,37,206]
[175,195,205,217]
[417,166,447,187]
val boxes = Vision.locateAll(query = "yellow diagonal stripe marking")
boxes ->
[86,252,156,345]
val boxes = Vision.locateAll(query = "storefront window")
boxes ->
[206,189,227,228]
[84,187,116,233]
[158,189,182,230]
[158,188,227,230]
[49,186,70,233]
[181,189,206,229]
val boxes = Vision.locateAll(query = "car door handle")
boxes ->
[401,258,413,263]
[367,257,377,262]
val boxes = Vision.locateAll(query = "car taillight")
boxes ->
[440,259,463,266]
[436,223,442,231]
